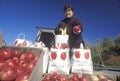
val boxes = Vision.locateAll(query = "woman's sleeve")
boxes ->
[54,23,62,35]
[54,21,66,35]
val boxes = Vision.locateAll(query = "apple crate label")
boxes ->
[48,49,70,74]
[71,49,93,74]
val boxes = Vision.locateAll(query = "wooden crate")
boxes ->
[28,51,45,81]
[27,47,49,81]
[1,46,43,57]
[0,46,44,81]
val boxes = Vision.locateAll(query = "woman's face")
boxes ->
[64,10,73,18]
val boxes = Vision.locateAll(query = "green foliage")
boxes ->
[91,34,120,68]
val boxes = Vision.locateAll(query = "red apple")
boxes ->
[99,79,108,81]
[42,74,51,81]
[50,73,59,81]
[15,72,30,81]
[16,66,26,75]
[13,50,22,58]
[13,56,20,65]
[26,52,35,62]
[0,50,4,60]
[79,76,89,81]
[51,46,58,49]
[1,47,13,60]
[20,53,26,60]
[25,62,35,73]
[6,59,17,67]
[31,56,39,65]
[0,65,17,81]
[60,43,68,49]
[71,74,79,81]
[57,75,67,81]
[73,25,80,32]
[107,77,114,81]
[18,59,27,67]
[0,60,6,71]
[67,78,74,81]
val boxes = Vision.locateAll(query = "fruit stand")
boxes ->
[29,27,120,81]
[0,28,119,81]
[28,47,119,81]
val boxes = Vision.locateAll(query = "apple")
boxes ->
[18,59,27,67]
[33,56,39,62]
[20,53,26,60]
[50,72,59,81]
[6,59,17,67]
[67,78,74,81]
[79,76,89,81]
[61,52,66,60]
[0,60,6,71]
[107,77,114,81]
[13,56,20,65]
[98,74,106,80]
[51,46,58,49]
[1,47,13,60]
[89,75,99,81]
[13,50,22,58]
[72,47,77,50]
[99,79,108,81]
[42,74,51,81]
[26,52,35,62]
[31,56,39,65]
[25,62,35,73]
[73,25,80,32]
[15,72,30,81]
[57,75,67,81]
[0,65,17,81]
[71,74,79,81]
[60,43,68,49]
[16,66,26,75]
[0,50,4,60]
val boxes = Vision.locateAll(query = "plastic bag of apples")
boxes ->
[48,47,70,75]
[71,43,93,75]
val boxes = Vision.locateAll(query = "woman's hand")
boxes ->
[73,25,81,34]
[59,28,64,35]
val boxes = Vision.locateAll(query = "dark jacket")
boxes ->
[54,16,85,49]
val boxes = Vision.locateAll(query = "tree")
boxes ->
[114,34,120,55]
[114,34,120,45]
[101,37,113,49]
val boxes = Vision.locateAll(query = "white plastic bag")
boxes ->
[48,48,70,74]
[55,35,69,48]
[14,33,32,47]
[14,33,26,46]
[71,43,93,74]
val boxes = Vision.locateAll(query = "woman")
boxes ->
[54,4,85,49]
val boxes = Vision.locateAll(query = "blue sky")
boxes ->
[0,0,120,46]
